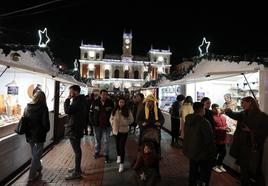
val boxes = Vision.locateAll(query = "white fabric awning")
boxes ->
[159,59,264,87]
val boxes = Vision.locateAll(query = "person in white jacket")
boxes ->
[110,97,134,173]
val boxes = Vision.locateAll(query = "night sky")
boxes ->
[0,0,267,69]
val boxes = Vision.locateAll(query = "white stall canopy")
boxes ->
[0,49,58,77]
[161,59,265,87]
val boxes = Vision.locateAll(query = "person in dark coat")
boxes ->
[91,89,114,163]
[183,102,216,186]
[225,96,268,186]
[24,91,50,181]
[64,85,87,180]
[201,97,216,133]
[132,142,161,186]
[169,94,185,146]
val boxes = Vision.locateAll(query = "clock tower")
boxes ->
[122,32,133,59]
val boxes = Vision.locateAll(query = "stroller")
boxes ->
[132,126,161,186]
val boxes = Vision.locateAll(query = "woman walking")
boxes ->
[110,97,134,172]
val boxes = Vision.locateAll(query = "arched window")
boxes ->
[114,69,119,78]
[105,70,109,79]
[134,70,139,79]
[124,70,129,78]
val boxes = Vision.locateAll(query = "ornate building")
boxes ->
[79,32,171,90]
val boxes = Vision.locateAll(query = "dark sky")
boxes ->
[0,0,267,68]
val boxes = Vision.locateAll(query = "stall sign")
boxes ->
[7,86,19,95]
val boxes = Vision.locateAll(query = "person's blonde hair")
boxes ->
[32,91,47,105]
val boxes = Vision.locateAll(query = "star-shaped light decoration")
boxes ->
[38,28,50,48]
[198,37,210,56]
[140,172,146,181]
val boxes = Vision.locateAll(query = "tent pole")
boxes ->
[0,66,10,78]
[241,73,257,100]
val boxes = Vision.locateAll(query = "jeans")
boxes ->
[115,132,128,163]
[69,138,82,172]
[29,142,44,178]
[94,126,111,157]
[189,159,213,186]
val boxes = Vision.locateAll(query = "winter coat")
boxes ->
[110,110,134,135]
[169,101,182,119]
[64,95,87,139]
[180,103,194,123]
[132,150,161,170]
[204,109,216,132]
[91,98,114,128]
[183,113,216,161]
[213,114,227,144]
[24,103,50,143]
[136,106,165,128]
[225,110,268,161]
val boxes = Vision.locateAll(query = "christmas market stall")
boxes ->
[159,55,268,172]
[0,45,58,182]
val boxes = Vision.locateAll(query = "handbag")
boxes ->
[15,116,29,135]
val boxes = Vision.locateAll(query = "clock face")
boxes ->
[125,38,130,44]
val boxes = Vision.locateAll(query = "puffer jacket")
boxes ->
[183,113,216,161]
[25,103,50,143]
[110,110,134,135]
[64,95,87,139]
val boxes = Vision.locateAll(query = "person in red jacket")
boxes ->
[211,103,228,173]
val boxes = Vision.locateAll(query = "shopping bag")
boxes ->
[15,116,29,135]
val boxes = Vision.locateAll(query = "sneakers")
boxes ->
[105,156,111,164]
[213,166,222,173]
[117,156,121,164]
[118,163,124,173]
[219,165,226,172]
[65,171,81,180]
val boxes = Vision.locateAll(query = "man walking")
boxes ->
[91,90,114,163]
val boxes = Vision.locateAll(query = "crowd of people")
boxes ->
[170,94,268,186]
[19,85,268,186]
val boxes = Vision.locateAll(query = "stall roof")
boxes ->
[0,48,58,77]
[159,59,263,87]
